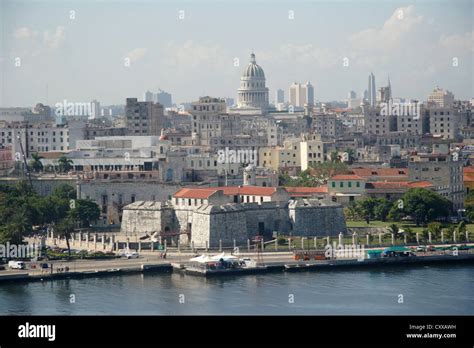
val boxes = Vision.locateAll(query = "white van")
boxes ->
[8,261,26,270]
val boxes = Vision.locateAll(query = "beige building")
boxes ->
[408,149,464,211]
[190,96,240,146]
[259,134,324,171]
[428,87,454,107]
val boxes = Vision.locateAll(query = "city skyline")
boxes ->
[1,0,472,107]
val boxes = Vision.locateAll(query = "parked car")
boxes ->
[8,261,26,269]
[125,251,139,259]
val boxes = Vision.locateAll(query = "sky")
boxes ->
[0,0,473,107]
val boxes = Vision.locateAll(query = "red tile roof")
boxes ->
[330,175,364,181]
[173,186,278,199]
[351,168,408,178]
[464,167,474,182]
[285,186,328,194]
[173,188,219,199]
[365,181,433,190]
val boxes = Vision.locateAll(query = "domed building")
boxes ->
[237,53,269,113]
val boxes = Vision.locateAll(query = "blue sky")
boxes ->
[1,0,472,107]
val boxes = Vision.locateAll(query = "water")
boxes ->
[0,265,473,315]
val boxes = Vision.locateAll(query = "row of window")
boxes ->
[331,181,361,188]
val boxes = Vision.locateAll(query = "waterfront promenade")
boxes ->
[1,245,474,282]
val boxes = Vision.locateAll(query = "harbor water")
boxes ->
[0,264,473,315]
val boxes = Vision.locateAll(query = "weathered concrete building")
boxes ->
[121,186,346,248]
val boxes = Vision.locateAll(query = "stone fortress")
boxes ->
[121,172,346,248]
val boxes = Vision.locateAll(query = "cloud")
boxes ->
[43,26,66,49]
[259,44,339,70]
[439,31,474,52]
[125,48,148,62]
[162,41,230,70]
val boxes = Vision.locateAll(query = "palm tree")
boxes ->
[344,148,356,164]
[330,151,341,163]
[56,217,75,257]
[57,156,73,173]
[388,223,399,242]
[29,153,44,173]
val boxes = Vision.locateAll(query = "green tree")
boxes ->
[69,199,100,228]
[57,156,73,173]
[404,227,416,243]
[387,223,400,241]
[344,201,360,221]
[344,148,356,165]
[55,216,75,257]
[374,198,392,222]
[329,151,341,163]
[29,153,44,173]
[400,188,451,226]
[457,221,466,234]
[356,198,378,224]
[52,184,77,200]
[307,161,350,184]
[427,222,442,241]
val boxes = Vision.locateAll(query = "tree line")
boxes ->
[345,188,452,226]
[0,181,100,255]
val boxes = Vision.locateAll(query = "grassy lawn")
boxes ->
[263,220,473,250]
[346,220,474,234]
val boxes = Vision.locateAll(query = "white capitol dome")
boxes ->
[242,53,265,78]
[237,52,269,112]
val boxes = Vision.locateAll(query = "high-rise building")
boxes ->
[289,82,314,107]
[143,91,154,102]
[368,73,376,107]
[125,98,164,136]
[363,89,368,102]
[237,53,269,112]
[275,89,284,104]
[428,87,455,107]
[155,89,172,108]
[348,91,357,99]
[305,82,314,106]
[191,96,240,146]
[90,100,101,119]
[378,76,392,104]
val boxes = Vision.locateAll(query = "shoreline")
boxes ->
[1,250,473,283]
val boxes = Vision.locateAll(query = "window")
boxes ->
[339,182,343,188]
[356,182,360,187]
[348,182,352,188]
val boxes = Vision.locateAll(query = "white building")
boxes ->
[90,100,101,120]
[289,82,314,108]
[368,73,376,107]
[236,53,269,113]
